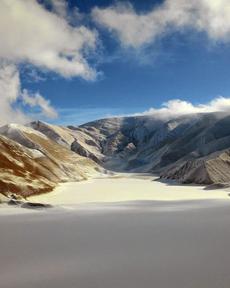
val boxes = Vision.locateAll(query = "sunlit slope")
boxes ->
[0,124,100,198]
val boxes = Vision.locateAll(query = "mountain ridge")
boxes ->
[1,112,230,199]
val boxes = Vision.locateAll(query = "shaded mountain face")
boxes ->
[31,113,230,186]
[1,112,230,199]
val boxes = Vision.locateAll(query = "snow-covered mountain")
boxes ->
[68,113,230,185]
[1,112,230,199]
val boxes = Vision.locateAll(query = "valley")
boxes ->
[1,112,230,201]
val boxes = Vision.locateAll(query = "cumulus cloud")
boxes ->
[0,64,57,125]
[92,0,230,48]
[0,0,97,79]
[21,89,58,119]
[139,97,230,120]
[0,64,28,125]
[0,0,99,124]
[49,0,68,19]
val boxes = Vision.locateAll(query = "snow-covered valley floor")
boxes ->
[28,173,230,207]
[1,174,230,288]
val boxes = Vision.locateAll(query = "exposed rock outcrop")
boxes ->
[159,150,230,185]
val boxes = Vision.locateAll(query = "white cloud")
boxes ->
[0,64,29,125]
[139,97,230,120]
[0,0,99,125]
[0,0,97,79]
[92,0,230,48]
[21,89,58,119]
[49,0,68,19]
[0,63,58,125]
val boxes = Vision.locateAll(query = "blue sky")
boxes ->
[26,30,230,124]
[1,0,230,125]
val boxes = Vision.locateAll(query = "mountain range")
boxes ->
[1,112,230,199]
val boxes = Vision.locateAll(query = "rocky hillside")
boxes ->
[0,124,100,198]
[59,112,230,186]
[1,111,230,199]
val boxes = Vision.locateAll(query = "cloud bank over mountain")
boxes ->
[139,97,230,120]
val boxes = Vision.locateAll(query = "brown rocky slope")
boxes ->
[0,124,100,199]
